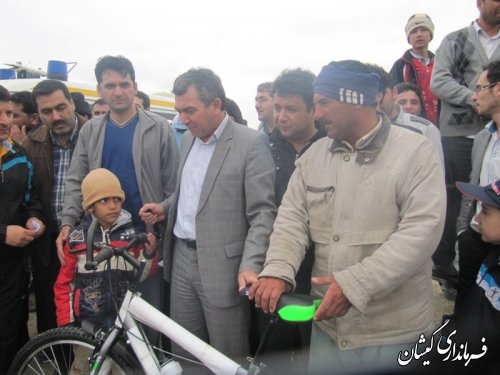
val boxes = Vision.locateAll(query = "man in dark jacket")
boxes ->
[390,13,439,125]
[0,85,45,372]
[22,80,80,335]
[260,68,325,372]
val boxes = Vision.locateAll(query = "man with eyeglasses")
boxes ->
[255,82,275,137]
[430,0,500,294]
[455,60,500,314]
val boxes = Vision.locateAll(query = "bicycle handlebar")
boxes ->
[241,288,322,323]
[84,233,149,271]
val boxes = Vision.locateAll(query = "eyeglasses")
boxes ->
[475,82,500,93]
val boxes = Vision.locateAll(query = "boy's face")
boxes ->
[88,197,123,229]
[477,203,500,243]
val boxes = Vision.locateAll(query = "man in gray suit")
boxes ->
[455,60,500,312]
[140,68,276,359]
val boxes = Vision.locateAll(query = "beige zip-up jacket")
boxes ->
[260,114,446,350]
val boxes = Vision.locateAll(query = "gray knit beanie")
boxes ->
[405,13,434,41]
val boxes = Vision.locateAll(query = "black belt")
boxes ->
[178,237,197,250]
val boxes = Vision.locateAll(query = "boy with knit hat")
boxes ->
[54,168,157,329]
[390,13,439,125]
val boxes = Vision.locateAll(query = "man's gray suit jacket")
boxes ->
[162,120,277,308]
[456,128,491,233]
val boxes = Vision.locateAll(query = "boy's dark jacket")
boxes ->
[54,210,157,329]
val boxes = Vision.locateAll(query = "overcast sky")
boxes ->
[2,0,477,128]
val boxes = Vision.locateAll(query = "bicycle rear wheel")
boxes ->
[8,326,138,374]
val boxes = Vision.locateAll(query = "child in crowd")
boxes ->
[54,168,157,329]
[427,180,500,374]
[398,180,500,375]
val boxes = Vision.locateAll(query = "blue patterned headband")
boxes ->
[313,64,379,106]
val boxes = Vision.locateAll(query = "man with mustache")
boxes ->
[22,79,82,335]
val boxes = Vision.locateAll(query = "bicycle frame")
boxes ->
[84,232,318,375]
[93,288,248,375]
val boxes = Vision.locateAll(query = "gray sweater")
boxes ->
[60,108,179,230]
[431,23,500,137]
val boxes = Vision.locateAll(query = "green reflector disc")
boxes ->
[277,304,315,322]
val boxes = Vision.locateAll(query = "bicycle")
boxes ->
[9,230,320,374]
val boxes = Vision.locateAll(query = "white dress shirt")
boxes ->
[173,115,229,240]
[474,20,500,59]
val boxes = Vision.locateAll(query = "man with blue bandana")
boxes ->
[250,60,446,373]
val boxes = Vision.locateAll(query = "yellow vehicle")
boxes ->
[0,61,177,120]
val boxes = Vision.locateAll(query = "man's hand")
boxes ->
[139,203,165,225]
[56,226,71,266]
[143,232,157,256]
[237,270,259,293]
[26,217,45,238]
[9,124,25,144]
[312,275,351,321]
[5,225,37,247]
[249,277,291,313]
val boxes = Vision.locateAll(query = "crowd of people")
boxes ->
[1,1,500,373]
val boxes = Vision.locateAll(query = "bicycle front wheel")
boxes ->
[8,326,137,375]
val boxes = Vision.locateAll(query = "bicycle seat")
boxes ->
[276,294,321,323]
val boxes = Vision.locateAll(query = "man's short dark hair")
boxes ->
[366,64,393,93]
[272,68,316,111]
[95,55,135,84]
[71,92,92,117]
[32,80,72,105]
[225,98,245,124]
[136,91,150,110]
[93,98,107,108]
[486,60,500,85]
[0,85,11,102]
[257,82,273,94]
[172,68,226,111]
[394,82,422,97]
[11,91,37,115]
